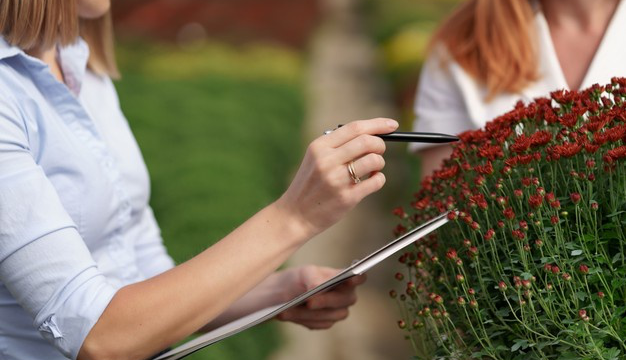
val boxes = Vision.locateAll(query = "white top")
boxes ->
[0,38,175,359]
[411,0,626,151]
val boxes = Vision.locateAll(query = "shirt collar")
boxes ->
[0,36,90,96]
[0,37,21,60]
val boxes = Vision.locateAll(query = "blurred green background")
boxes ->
[112,0,459,358]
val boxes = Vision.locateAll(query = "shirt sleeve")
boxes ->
[409,46,476,153]
[133,206,176,279]
[0,94,118,360]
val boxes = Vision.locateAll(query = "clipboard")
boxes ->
[156,211,451,360]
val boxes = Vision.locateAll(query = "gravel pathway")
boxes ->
[269,0,414,359]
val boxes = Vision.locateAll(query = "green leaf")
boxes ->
[575,292,587,301]
[521,272,533,280]
[607,210,626,218]
[511,339,528,352]
[571,249,583,256]
[612,252,622,264]
[602,347,620,360]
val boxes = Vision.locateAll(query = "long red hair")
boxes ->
[430,0,538,100]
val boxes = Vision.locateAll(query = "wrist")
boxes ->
[271,196,317,244]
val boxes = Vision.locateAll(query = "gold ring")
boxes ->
[347,161,361,184]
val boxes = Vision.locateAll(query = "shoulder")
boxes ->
[0,60,29,130]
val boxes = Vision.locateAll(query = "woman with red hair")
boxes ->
[412,0,626,175]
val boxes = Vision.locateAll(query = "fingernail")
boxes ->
[387,119,398,128]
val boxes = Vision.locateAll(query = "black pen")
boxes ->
[377,131,459,143]
[324,124,460,144]
[325,125,459,143]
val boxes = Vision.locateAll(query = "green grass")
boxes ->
[114,40,305,360]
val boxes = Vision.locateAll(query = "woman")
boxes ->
[0,1,399,360]
[411,0,626,176]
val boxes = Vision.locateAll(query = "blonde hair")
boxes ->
[0,0,119,78]
[430,0,537,100]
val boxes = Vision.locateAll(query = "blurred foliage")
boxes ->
[362,0,461,125]
[361,0,462,183]
[115,40,305,360]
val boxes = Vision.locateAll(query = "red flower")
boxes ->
[392,207,407,218]
[579,264,589,274]
[529,131,552,147]
[503,207,515,220]
[478,144,504,160]
[510,134,531,153]
[512,229,525,240]
[474,161,494,175]
[529,194,543,209]
[605,145,626,163]
[570,193,581,204]
[446,248,458,260]
[552,143,582,158]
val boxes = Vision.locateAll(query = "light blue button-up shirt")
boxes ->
[0,37,175,359]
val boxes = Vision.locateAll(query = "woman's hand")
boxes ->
[276,266,366,329]
[276,118,398,239]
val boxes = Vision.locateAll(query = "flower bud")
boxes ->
[455,259,463,266]
[535,239,543,247]
[456,274,465,283]
[562,273,572,281]
[433,295,444,305]
[468,288,476,296]
[469,300,478,309]
[598,291,605,299]
[570,193,581,204]
[467,246,479,259]
[519,221,528,231]
[389,290,397,299]
[514,189,523,198]
[579,264,589,274]
[395,272,404,281]
[591,202,599,211]
[432,309,442,318]
[498,281,507,291]
[578,309,590,322]
[551,216,559,225]
[397,320,407,329]
[544,263,553,272]
[392,207,407,219]
[551,266,560,274]
[457,296,466,306]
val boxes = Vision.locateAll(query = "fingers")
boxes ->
[348,153,386,180]
[337,134,386,165]
[322,118,398,148]
[277,307,350,323]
